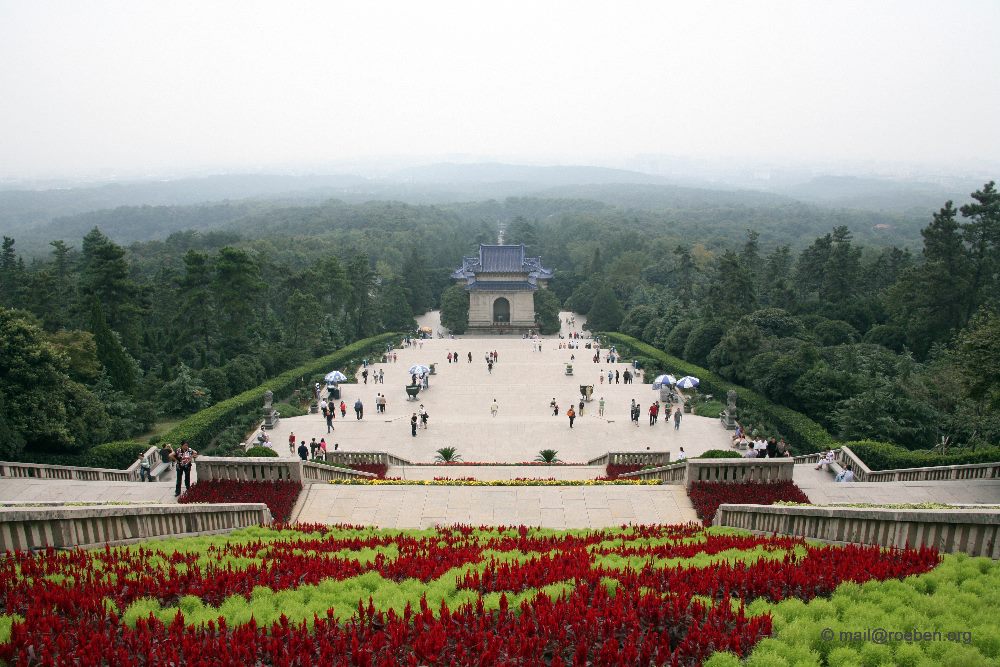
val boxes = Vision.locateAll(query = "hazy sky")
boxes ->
[1,0,998,178]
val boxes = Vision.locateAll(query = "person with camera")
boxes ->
[171,441,198,497]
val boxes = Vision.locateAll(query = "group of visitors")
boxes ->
[360,368,385,384]
[375,393,387,413]
[410,405,429,436]
[815,450,856,482]
[321,398,347,433]
[602,369,635,384]
[445,351,466,363]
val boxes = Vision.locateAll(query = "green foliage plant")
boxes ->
[433,447,462,463]
[602,333,836,453]
[535,449,562,463]
[160,333,398,451]
[846,440,1000,470]
[244,446,278,457]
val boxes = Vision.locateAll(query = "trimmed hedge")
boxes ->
[603,333,836,454]
[697,450,743,459]
[245,446,279,458]
[845,440,1000,471]
[13,440,150,470]
[160,333,399,452]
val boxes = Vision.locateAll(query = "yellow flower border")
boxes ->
[329,479,661,486]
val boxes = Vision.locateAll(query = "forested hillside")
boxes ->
[0,180,996,462]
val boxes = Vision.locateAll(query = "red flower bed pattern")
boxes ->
[688,481,811,526]
[0,524,939,665]
[177,480,302,522]
[605,464,644,480]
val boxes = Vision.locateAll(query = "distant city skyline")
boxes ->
[1,1,998,181]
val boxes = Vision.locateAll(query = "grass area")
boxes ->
[133,418,184,445]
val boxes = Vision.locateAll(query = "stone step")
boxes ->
[295,484,697,528]
[388,465,609,480]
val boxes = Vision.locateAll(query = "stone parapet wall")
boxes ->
[713,504,1000,558]
[0,447,161,482]
[838,447,1000,483]
[621,459,794,488]
[196,457,373,484]
[324,452,412,467]
[587,451,671,467]
[0,503,272,551]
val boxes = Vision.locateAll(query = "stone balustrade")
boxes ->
[621,458,795,488]
[587,451,671,467]
[196,457,373,484]
[302,462,375,482]
[621,461,688,484]
[0,446,161,482]
[324,451,412,467]
[713,504,1000,558]
[0,503,272,551]
[837,446,1000,483]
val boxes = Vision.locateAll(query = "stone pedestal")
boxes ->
[721,409,737,430]
[263,409,280,429]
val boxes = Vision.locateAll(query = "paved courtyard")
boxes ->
[263,312,731,465]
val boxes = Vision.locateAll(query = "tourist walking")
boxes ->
[598,397,605,417]
[674,408,682,430]
[419,404,428,429]
[490,399,499,417]
[354,398,364,420]
[288,432,296,455]
[467,352,472,363]
[550,398,558,416]
[410,413,418,437]
[297,441,309,461]
[326,408,334,433]
[567,406,576,428]
[339,400,346,418]
[615,370,620,384]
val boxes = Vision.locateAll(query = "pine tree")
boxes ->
[585,285,625,332]
[90,299,139,393]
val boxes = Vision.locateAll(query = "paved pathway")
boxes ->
[260,312,727,466]
[793,465,1000,504]
[0,480,179,504]
[296,484,697,528]
[391,465,607,480]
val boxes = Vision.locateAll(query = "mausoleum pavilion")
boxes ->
[451,244,553,334]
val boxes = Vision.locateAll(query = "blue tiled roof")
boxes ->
[479,245,525,273]
[451,244,553,281]
[466,281,537,291]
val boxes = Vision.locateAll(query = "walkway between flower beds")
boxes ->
[295,484,698,528]
[389,465,608,480]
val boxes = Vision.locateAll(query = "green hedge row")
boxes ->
[160,333,399,452]
[14,440,150,470]
[603,333,836,454]
[845,440,1000,471]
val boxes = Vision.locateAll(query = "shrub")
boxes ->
[14,440,150,470]
[244,446,278,458]
[693,400,725,417]
[697,450,742,459]
[601,333,836,454]
[272,402,307,418]
[688,480,811,526]
[160,333,398,452]
[846,440,1000,471]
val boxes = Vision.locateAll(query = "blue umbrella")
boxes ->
[408,364,430,376]
[652,374,677,386]
[676,376,700,389]
[324,371,347,383]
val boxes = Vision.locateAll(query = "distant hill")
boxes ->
[776,175,975,213]
[389,162,669,187]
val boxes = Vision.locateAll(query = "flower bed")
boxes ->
[177,480,302,522]
[329,478,662,486]
[0,524,943,665]
[415,461,587,466]
[688,481,811,526]
[605,463,645,479]
[347,463,389,478]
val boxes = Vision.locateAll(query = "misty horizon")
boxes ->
[2,1,999,182]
